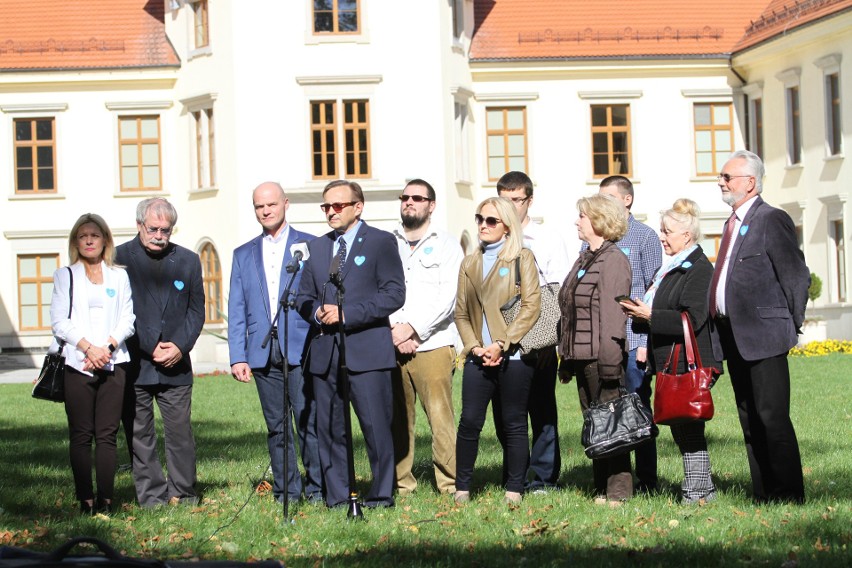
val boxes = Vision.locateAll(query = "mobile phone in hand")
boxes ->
[615,295,637,305]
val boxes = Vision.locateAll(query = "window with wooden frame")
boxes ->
[313,0,359,34]
[486,107,527,181]
[826,72,842,156]
[14,118,56,194]
[199,243,223,323]
[17,254,59,331]
[785,86,802,165]
[590,104,631,178]
[310,99,371,179]
[119,116,162,191]
[193,0,209,48]
[694,103,733,176]
[192,107,216,189]
[701,233,722,263]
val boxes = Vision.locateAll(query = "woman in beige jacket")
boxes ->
[559,194,632,505]
[454,197,540,506]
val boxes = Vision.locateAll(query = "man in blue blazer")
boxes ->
[228,182,322,504]
[709,150,809,504]
[296,180,405,508]
[116,198,205,507]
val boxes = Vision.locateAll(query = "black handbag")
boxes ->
[581,384,656,459]
[499,257,560,354]
[32,267,72,403]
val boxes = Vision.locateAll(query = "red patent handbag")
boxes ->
[653,312,718,425]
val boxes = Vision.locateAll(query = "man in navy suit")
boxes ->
[296,180,405,508]
[228,182,323,504]
[116,198,205,507]
[710,150,809,504]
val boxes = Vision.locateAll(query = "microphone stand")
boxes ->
[261,261,301,524]
[328,270,364,520]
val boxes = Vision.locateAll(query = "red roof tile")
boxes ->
[0,0,180,71]
[734,0,852,52]
[470,0,767,60]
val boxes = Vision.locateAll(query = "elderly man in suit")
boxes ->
[296,179,405,509]
[228,181,322,504]
[116,198,205,507]
[710,150,809,504]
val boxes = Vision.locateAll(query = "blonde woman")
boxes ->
[50,214,135,514]
[454,197,541,505]
[559,194,632,505]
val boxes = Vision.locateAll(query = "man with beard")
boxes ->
[390,179,463,496]
[116,198,205,507]
[709,150,809,504]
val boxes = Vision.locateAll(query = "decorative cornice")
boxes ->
[578,90,642,100]
[295,75,383,86]
[0,103,68,113]
[179,93,218,111]
[474,92,539,102]
[105,100,174,111]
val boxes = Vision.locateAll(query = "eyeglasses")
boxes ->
[475,214,503,228]
[398,194,433,203]
[716,173,753,183]
[143,224,172,236]
[320,201,357,213]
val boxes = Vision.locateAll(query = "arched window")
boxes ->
[199,242,223,323]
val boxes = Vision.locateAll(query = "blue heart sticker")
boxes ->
[499,267,509,277]
[354,255,366,266]
[621,247,631,256]
[681,261,692,269]
[740,225,749,236]
[578,269,586,279]
[174,280,185,291]
[358,237,363,242]
[106,288,116,298]
[424,247,433,254]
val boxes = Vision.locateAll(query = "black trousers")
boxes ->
[717,320,804,503]
[63,365,126,502]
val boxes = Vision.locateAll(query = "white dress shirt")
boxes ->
[522,219,575,285]
[262,224,290,321]
[390,223,463,352]
[715,195,759,317]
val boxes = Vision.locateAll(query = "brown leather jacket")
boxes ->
[455,247,541,358]
[559,240,631,380]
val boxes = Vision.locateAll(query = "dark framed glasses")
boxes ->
[398,194,433,203]
[716,173,753,183]
[474,214,502,228]
[320,201,357,213]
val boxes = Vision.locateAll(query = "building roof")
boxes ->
[734,0,852,52]
[0,0,180,72]
[470,0,851,61]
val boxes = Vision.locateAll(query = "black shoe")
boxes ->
[80,501,95,515]
[635,483,658,495]
[96,499,113,514]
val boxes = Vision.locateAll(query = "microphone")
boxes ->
[285,250,304,274]
[329,253,341,284]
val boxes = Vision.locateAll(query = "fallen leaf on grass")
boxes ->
[255,481,272,495]
[814,537,830,552]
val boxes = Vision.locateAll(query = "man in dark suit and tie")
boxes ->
[228,181,322,504]
[709,150,809,504]
[296,179,405,508]
[116,198,205,507]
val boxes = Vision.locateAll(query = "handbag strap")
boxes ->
[663,343,681,373]
[513,256,521,294]
[57,267,73,350]
[679,311,703,370]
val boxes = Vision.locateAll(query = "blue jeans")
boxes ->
[627,348,657,488]
[253,361,322,502]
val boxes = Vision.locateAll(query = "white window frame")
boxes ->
[814,54,843,159]
[776,68,802,167]
[742,82,764,159]
[181,93,218,193]
[820,194,848,304]
[452,87,473,184]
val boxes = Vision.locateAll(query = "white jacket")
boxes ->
[50,261,135,376]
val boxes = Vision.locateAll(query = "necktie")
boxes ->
[709,211,738,318]
[336,235,347,268]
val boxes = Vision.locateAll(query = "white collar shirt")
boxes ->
[390,223,464,351]
[262,224,290,322]
[716,196,758,316]
[522,220,575,285]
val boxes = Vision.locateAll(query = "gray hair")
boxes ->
[728,150,764,194]
[136,197,178,226]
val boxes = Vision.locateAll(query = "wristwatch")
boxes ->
[107,343,116,353]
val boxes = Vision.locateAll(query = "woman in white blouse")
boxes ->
[50,213,135,515]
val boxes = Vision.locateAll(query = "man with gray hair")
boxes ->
[710,150,808,504]
[117,198,205,507]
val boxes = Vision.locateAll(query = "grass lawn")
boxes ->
[0,355,850,566]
